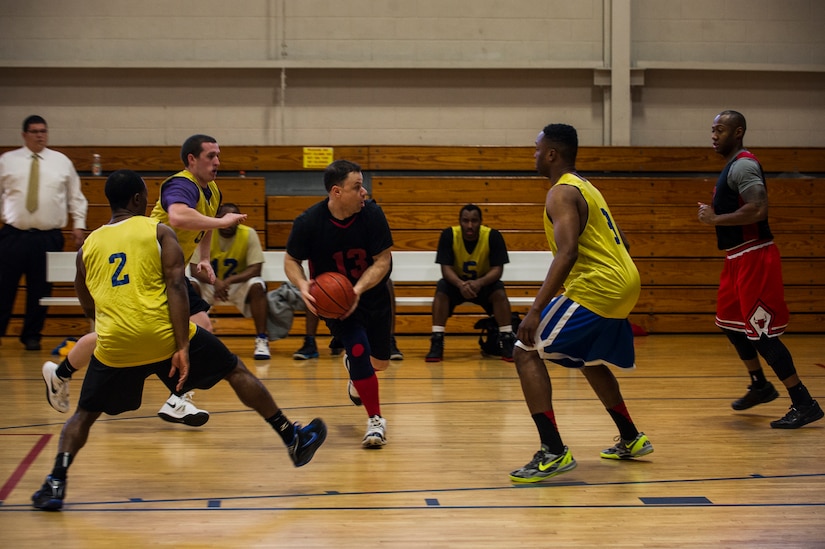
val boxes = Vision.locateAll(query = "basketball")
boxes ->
[310,271,356,319]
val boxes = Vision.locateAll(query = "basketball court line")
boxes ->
[2,470,823,512]
[0,434,52,502]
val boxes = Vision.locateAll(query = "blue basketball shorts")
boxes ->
[515,295,636,369]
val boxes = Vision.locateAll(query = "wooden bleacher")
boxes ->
[368,174,825,334]
[4,145,823,337]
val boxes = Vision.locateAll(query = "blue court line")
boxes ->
[641,496,712,505]
[2,471,823,511]
[4,502,825,513]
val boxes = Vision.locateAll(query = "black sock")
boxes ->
[51,452,73,481]
[531,412,564,455]
[748,369,768,388]
[607,407,639,442]
[55,358,77,380]
[787,382,814,408]
[266,411,296,445]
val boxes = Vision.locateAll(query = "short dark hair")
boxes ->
[324,159,362,192]
[541,123,579,164]
[105,169,146,209]
[218,202,239,216]
[460,203,482,221]
[180,134,218,167]
[717,110,747,135]
[23,115,47,132]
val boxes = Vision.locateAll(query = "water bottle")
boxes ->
[92,154,102,176]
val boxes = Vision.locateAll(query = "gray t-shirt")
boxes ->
[727,156,764,194]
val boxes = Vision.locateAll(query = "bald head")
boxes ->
[716,110,747,136]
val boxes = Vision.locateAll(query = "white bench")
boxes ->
[41,250,552,308]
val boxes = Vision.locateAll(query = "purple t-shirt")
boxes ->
[160,177,214,211]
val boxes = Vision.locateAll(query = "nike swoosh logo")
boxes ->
[48,379,58,394]
[303,432,318,446]
[538,459,558,472]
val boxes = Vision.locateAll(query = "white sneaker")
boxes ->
[157,392,209,427]
[362,415,387,448]
[42,361,70,413]
[343,353,362,406]
[253,336,271,360]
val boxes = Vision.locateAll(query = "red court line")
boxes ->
[0,434,53,502]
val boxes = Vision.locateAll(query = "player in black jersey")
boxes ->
[284,160,393,448]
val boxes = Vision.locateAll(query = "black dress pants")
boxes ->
[0,224,64,344]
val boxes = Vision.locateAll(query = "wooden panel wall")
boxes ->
[367,175,825,334]
[0,145,822,174]
[6,146,823,337]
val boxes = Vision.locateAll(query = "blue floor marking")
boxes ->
[641,497,712,505]
[425,498,440,506]
[2,470,820,512]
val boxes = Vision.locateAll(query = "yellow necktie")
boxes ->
[26,154,39,213]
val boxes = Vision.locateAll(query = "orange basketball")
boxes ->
[310,271,356,319]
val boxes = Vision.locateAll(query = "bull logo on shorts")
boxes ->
[748,303,773,337]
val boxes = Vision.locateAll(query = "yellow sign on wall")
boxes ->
[302,147,334,169]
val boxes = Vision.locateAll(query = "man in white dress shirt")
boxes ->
[0,115,88,350]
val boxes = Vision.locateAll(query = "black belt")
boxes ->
[6,225,57,233]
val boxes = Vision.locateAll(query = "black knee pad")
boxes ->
[752,335,797,381]
[341,330,374,380]
[723,329,757,361]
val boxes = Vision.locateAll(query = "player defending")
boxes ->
[509,124,653,483]
[32,170,325,511]
[41,134,246,425]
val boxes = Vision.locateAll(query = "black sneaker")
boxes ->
[770,400,824,429]
[287,418,328,466]
[425,333,444,362]
[32,475,65,511]
[390,336,404,361]
[329,337,344,356]
[731,382,779,410]
[293,337,319,360]
[23,338,41,351]
[499,332,516,362]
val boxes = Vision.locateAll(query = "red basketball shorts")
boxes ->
[715,240,789,340]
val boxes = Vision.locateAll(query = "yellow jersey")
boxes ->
[544,172,640,318]
[451,225,492,280]
[203,224,264,280]
[81,216,196,366]
[150,170,221,264]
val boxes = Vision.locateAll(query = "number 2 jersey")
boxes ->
[81,216,196,367]
[543,172,640,319]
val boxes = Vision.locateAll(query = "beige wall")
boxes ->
[0,0,822,148]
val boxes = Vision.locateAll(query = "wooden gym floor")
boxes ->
[1,333,824,548]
